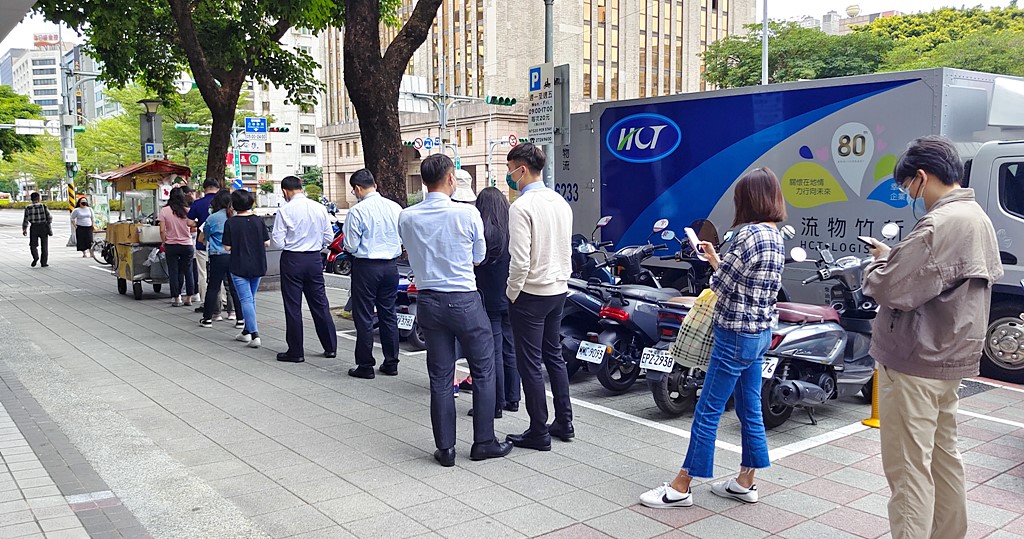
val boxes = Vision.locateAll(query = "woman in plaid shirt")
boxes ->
[642,168,786,509]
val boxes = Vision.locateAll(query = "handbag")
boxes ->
[669,288,718,370]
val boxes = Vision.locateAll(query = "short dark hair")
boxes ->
[281,176,302,191]
[181,184,193,194]
[894,135,963,187]
[350,169,375,189]
[732,167,787,227]
[30,192,39,202]
[507,143,545,173]
[231,189,254,212]
[203,178,221,190]
[211,189,232,213]
[77,198,88,207]
[421,154,454,186]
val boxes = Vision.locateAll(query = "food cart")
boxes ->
[93,160,192,300]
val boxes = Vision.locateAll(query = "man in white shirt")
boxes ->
[272,176,337,362]
[504,143,576,452]
[344,169,404,379]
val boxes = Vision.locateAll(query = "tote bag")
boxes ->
[669,288,717,370]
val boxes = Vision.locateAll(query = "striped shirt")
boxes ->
[710,223,785,333]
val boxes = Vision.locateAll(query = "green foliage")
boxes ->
[257,180,275,194]
[304,184,322,200]
[0,86,44,161]
[0,179,17,196]
[702,22,891,88]
[0,136,65,193]
[5,200,73,210]
[300,166,322,188]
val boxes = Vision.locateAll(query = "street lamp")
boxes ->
[137,99,165,162]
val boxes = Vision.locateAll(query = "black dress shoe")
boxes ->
[323,351,337,359]
[348,366,375,379]
[379,364,398,376]
[276,353,305,363]
[505,430,551,451]
[194,306,204,313]
[548,421,575,442]
[434,447,455,467]
[467,408,502,419]
[503,402,519,412]
[31,260,37,267]
[470,440,514,461]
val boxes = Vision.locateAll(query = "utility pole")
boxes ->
[543,0,555,188]
[761,0,769,85]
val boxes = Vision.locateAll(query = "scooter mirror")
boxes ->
[881,222,900,240]
[790,247,808,263]
[652,218,670,233]
[597,216,612,227]
[780,224,796,240]
[660,230,676,241]
[578,243,597,254]
[722,231,735,243]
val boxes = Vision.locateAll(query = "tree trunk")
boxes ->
[343,0,443,208]
[207,104,237,185]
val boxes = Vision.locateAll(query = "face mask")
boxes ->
[901,174,927,221]
[506,166,522,191]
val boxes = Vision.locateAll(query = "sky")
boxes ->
[0,1,1016,54]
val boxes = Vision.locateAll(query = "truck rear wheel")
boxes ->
[981,301,1024,384]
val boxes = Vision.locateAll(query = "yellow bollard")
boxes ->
[862,368,880,428]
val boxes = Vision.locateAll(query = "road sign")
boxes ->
[44,120,60,137]
[413,138,423,150]
[144,143,164,161]
[14,119,44,136]
[508,134,519,146]
[423,137,434,151]
[236,139,265,153]
[232,178,244,189]
[528,63,554,145]
[226,153,263,166]
[245,117,267,141]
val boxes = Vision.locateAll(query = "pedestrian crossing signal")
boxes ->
[485,95,517,106]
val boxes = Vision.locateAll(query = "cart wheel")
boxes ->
[153,283,162,293]
[117,278,127,295]
[133,281,143,300]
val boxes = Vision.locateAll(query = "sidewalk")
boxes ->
[0,211,1023,538]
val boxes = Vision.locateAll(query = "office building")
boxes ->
[810,6,901,36]
[0,35,73,119]
[319,0,754,205]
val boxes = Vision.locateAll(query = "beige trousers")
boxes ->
[879,365,967,539]
[195,249,209,300]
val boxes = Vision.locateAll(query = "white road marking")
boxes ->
[958,409,1024,430]
[965,377,1024,395]
[335,330,425,358]
[768,421,870,461]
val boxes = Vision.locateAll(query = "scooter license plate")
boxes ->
[762,357,780,379]
[576,341,607,364]
[397,313,415,330]
[639,347,674,373]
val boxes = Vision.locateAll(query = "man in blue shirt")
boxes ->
[188,179,221,310]
[398,154,513,467]
[344,169,403,379]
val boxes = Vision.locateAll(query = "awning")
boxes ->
[91,160,192,181]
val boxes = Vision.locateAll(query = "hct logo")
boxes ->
[606,113,682,163]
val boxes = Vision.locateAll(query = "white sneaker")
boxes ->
[235,320,245,330]
[214,314,224,321]
[247,337,261,349]
[227,313,236,320]
[191,294,201,302]
[639,483,693,508]
[711,478,758,504]
[235,332,252,343]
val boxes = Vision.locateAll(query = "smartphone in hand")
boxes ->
[857,236,876,247]
[684,227,707,261]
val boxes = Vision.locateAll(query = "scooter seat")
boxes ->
[664,296,698,309]
[618,285,681,303]
[776,302,841,324]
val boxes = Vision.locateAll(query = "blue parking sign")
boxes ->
[529,67,542,92]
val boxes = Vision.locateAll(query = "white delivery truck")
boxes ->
[561,68,1024,382]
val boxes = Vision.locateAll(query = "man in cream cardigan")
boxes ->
[504,143,576,451]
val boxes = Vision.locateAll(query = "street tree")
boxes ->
[34,0,336,182]
[300,166,323,188]
[0,136,65,194]
[344,0,443,205]
[702,22,891,88]
[0,86,43,161]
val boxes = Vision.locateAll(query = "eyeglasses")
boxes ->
[895,176,916,197]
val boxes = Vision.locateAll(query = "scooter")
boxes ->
[576,220,680,393]
[323,222,352,276]
[398,272,426,350]
[757,223,899,429]
[571,216,617,284]
[562,217,620,379]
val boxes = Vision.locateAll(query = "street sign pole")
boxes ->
[543,0,555,188]
[232,128,242,182]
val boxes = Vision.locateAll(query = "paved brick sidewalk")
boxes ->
[0,211,1023,538]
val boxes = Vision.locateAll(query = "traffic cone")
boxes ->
[862,369,880,428]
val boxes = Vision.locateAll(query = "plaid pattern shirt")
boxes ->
[22,203,51,229]
[710,223,785,333]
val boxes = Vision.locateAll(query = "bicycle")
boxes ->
[91,239,116,267]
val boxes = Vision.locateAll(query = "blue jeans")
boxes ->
[682,324,772,478]
[231,275,262,334]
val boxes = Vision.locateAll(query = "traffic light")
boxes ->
[269,126,290,132]
[485,95,517,106]
[403,141,415,147]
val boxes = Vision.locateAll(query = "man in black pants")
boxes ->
[398,154,512,467]
[22,192,52,268]
[344,169,403,379]
[504,143,575,451]
[272,176,337,362]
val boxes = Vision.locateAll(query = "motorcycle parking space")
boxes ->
[3,213,1024,538]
